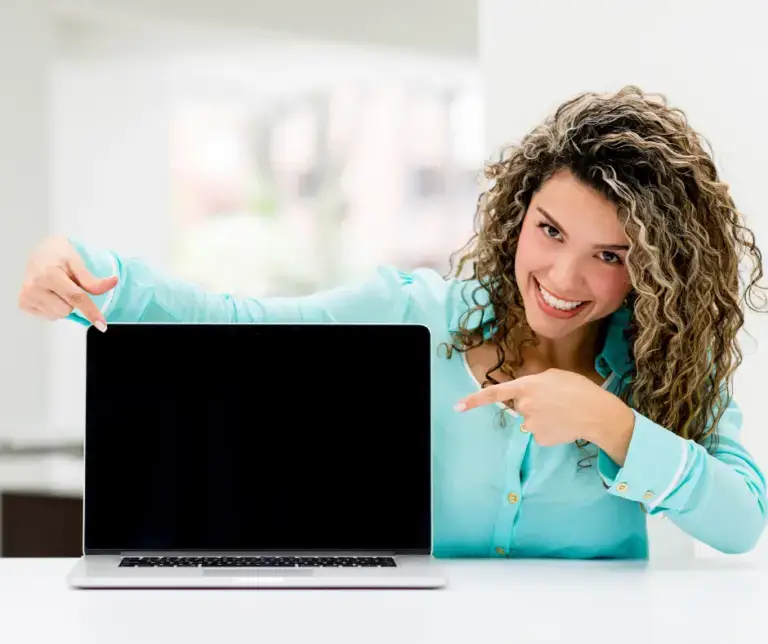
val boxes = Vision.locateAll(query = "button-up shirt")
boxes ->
[67,239,768,557]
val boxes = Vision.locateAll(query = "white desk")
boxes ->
[2,555,766,644]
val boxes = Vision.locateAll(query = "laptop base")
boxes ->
[67,554,447,589]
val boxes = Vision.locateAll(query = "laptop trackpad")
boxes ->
[202,569,315,578]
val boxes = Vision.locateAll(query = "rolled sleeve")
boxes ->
[66,238,121,326]
[598,410,689,514]
[598,399,767,553]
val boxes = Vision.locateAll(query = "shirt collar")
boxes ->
[448,279,634,379]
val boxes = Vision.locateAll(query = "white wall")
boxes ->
[48,58,172,437]
[54,0,477,59]
[0,1,52,442]
[480,0,768,556]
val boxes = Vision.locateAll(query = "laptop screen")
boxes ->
[84,323,432,554]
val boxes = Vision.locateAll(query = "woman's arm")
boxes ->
[597,397,767,554]
[66,239,437,327]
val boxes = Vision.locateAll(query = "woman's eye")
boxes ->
[538,222,561,240]
[599,252,623,265]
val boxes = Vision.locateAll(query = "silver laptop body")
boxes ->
[67,323,445,589]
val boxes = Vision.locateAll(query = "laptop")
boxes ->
[66,322,446,589]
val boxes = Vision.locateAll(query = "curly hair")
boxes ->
[444,85,767,450]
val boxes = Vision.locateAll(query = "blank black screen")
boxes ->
[84,323,431,554]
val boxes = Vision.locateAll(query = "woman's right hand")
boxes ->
[17,236,118,331]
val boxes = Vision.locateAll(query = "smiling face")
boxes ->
[514,169,633,340]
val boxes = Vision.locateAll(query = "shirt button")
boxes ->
[507,492,519,504]
[642,490,654,500]
[495,547,506,556]
[616,482,629,493]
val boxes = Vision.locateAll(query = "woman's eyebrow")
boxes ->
[536,206,630,251]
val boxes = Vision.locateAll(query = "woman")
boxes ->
[19,85,767,558]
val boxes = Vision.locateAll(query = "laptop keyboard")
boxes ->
[119,556,397,568]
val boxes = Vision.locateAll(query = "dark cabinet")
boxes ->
[1,492,83,557]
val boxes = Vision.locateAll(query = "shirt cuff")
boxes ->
[65,238,120,326]
[597,409,690,513]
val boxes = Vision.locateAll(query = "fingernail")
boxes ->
[94,321,107,333]
[454,401,467,412]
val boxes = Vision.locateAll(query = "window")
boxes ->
[168,44,483,295]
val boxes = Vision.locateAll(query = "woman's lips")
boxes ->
[532,277,589,319]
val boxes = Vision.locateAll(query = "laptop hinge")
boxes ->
[116,550,400,557]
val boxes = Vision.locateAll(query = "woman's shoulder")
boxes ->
[374,264,483,332]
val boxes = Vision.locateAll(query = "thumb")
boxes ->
[67,254,118,295]
[85,274,119,295]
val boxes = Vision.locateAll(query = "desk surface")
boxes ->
[2,556,766,644]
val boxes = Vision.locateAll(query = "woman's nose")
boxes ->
[548,258,584,296]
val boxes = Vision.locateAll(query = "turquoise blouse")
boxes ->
[66,239,767,558]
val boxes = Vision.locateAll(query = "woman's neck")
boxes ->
[523,321,605,375]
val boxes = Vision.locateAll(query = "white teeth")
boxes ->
[538,283,584,311]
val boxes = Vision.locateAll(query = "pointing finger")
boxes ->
[455,378,527,412]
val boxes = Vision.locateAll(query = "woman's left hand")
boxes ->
[454,368,635,449]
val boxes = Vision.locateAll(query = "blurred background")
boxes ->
[1,0,767,559]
